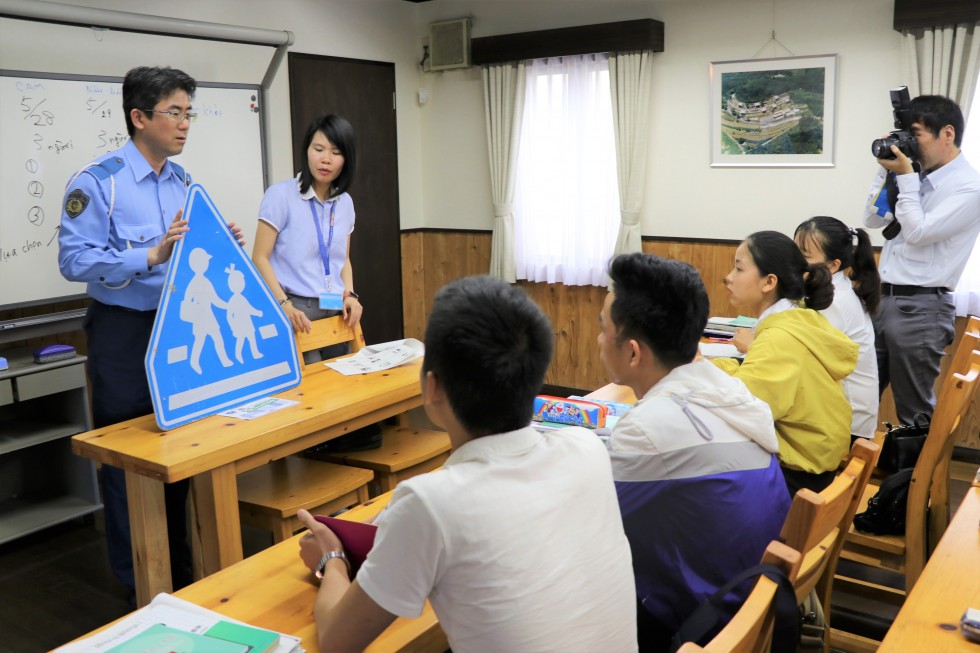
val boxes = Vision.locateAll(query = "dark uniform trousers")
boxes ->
[85,300,194,592]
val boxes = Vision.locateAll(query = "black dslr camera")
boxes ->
[870,86,918,160]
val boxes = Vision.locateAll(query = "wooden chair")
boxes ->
[295,316,450,497]
[777,439,877,653]
[832,348,980,651]
[868,315,980,472]
[237,316,372,542]
[676,541,802,653]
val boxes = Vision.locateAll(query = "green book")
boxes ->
[106,623,248,653]
[205,620,281,653]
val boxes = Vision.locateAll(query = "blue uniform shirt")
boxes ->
[58,140,190,311]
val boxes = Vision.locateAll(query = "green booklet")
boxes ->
[105,623,248,653]
[206,620,281,653]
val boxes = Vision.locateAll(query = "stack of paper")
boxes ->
[705,315,758,333]
[326,338,424,376]
[53,593,303,653]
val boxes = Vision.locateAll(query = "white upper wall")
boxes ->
[1,0,906,240]
[417,0,904,241]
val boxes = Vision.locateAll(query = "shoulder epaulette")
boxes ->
[88,156,126,180]
[170,161,192,186]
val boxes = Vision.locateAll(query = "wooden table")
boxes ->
[878,486,980,651]
[61,492,448,653]
[588,382,636,405]
[72,359,424,606]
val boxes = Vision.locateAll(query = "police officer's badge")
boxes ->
[65,189,90,219]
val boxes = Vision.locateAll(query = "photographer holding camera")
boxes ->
[863,92,980,425]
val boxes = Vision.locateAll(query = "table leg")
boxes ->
[126,472,172,607]
[192,464,244,576]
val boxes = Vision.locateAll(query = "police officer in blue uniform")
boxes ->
[59,66,242,596]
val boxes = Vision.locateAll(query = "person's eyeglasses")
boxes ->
[142,109,198,123]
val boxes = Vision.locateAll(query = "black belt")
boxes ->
[93,300,156,314]
[881,283,949,296]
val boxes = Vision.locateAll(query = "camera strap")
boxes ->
[881,172,902,239]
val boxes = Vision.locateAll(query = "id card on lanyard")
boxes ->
[309,199,345,310]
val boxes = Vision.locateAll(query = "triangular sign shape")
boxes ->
[146,184,301,430]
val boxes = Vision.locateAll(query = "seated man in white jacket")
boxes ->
[598,253,792,652]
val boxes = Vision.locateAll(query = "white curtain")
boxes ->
[513,54,621,287]
[608,50,654,257]
[903,22,980,315]
[902,22,980,114]
[482,62,526,283]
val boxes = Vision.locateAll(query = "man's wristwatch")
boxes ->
[343,290,360,301]
[315,550,351,581]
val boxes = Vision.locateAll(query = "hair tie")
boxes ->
[848,227,858,238]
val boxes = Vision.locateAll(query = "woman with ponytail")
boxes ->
[713,230,858,496]
[795,216,881,444]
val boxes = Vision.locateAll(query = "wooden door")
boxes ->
[287,53,403,344]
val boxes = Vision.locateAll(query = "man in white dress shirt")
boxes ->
[863,94,980,424]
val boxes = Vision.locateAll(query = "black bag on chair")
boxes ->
[853,469,913,535]
[877,413,929,473]
[668,562,800,653]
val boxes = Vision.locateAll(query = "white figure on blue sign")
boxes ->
[146,184,301,431]
[181,247,233,374]
[224,263,264,364]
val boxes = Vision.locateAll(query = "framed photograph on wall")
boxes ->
[710,54,837,167]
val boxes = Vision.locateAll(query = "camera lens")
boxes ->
[871,137,897,159]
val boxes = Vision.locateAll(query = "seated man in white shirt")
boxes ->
[297,275,638,653]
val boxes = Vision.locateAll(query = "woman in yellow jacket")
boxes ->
[714,230,858,497]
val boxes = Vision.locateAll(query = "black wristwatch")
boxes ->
[344,290,360,300]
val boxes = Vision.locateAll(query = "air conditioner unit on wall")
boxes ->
[429,18,471,71]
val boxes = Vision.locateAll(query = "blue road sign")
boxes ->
[146,184,301,430]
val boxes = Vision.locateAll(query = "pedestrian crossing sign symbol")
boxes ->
[145,184,301,430]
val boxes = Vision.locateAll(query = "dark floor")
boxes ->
[3,462,975,653]
[0,512,131,653]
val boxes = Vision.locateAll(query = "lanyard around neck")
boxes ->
[309,198,337,278]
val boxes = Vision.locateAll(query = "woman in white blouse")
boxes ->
[795,216,881,442]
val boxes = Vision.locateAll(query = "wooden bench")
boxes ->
[238,456,373,542]
[316,425,451,496]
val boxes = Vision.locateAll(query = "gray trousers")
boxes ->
[872,292,955,424]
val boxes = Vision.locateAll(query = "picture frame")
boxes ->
[709,54,837,167]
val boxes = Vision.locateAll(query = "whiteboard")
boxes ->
[0,70,266,310]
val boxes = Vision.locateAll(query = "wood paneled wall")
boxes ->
[402,231,740,389]
[400,230,979,449]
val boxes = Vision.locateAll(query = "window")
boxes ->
[951,79,980,316]
[513,54,620,287]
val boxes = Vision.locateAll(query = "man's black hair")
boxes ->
[607,253,708,369]
[299,114,357,197]
[910,94,965,147]
[122,66,196,138]
[422,275,554,437]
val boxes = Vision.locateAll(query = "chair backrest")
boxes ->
[780,438,877,605]
[906,347,980,589]
[930,318,980,501]
[294,316,365,373]
[676,541,802,653]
